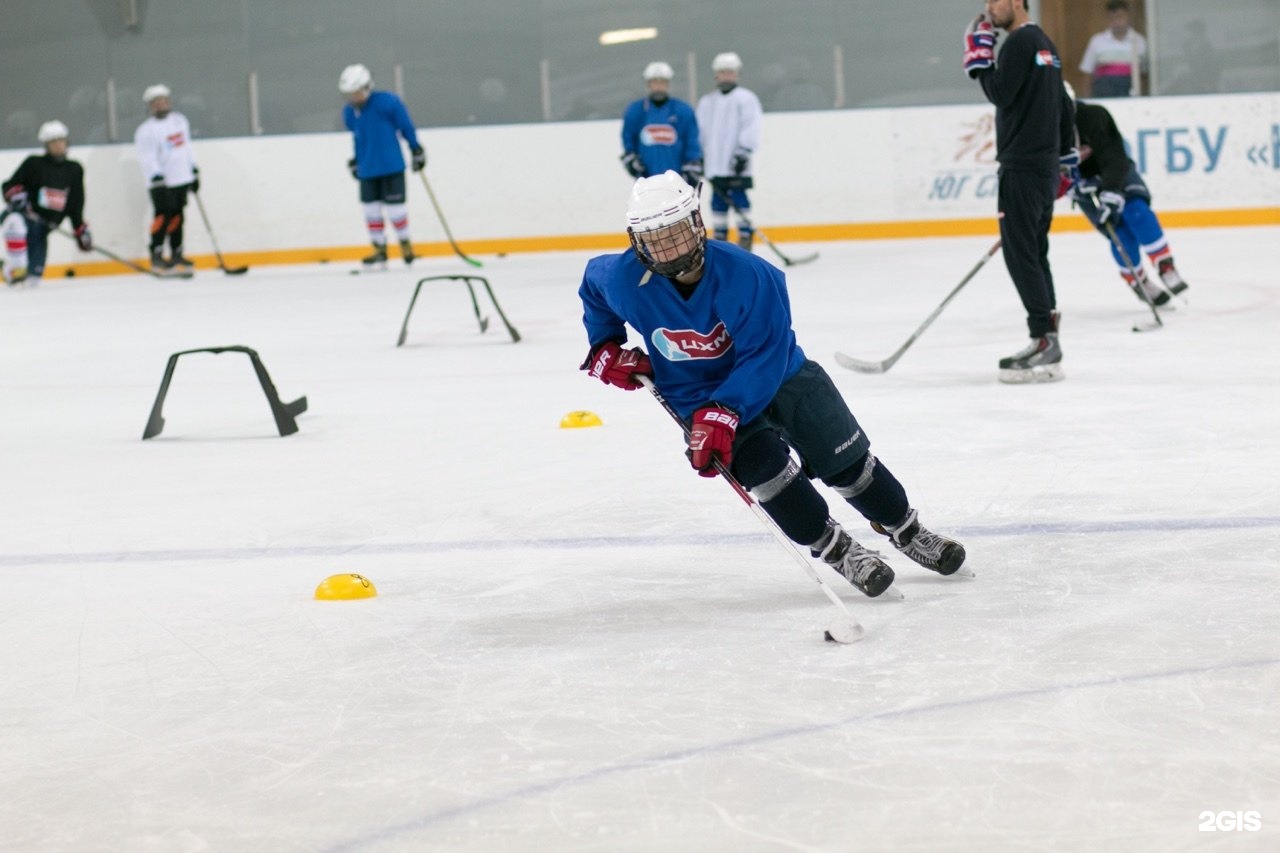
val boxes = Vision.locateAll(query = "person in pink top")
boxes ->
[1079,0,1147,97]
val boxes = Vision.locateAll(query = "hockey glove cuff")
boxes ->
[346,158,358,180]
[1097,191,1126,225]
[582,340,652,390]
[74,223,92,252]
[730,149,750,176]
[688,405,738,477]
[963,15,997,77]
[411,147,427,172]
[621,152,646,179]
[190,167,200,194]
[4,184,28,212]
[149,175,165,189]
[680,160,703,187]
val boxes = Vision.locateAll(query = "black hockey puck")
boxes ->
[66,269,76,277]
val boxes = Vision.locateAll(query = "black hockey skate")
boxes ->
[811,521,895,598]
[169,251,194,271]
[872,509,966,576]
[998,312,1063,384]
[400,239,416,266]
[361,244,388,267]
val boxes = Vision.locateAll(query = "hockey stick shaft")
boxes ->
[192,191,248,274]
[637,375,862,628]
[836,238,1001,373]
[1101,219,1161,327]
[706,183,817,267]
[417,172,482,268]
[53,226,177,278]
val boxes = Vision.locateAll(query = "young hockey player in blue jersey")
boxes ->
[1062,83,1190,305]
[340,63,425,267]
[578,172,967,597]
[619,62,703,187]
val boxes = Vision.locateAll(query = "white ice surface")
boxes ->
[1,229,1278,852]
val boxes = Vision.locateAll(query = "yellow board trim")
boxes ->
[44,206,1279,279]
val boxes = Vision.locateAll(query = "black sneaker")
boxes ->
[872,509,966,576]
[811,520,895,598]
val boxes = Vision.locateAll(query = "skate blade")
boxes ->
[878,586,906,601]
[949,567,977,579]
[998,364,1064,384]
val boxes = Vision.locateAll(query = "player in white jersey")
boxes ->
[695,52,763,251]
[134,84,199,271]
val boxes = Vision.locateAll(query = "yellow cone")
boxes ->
[314,573,378,600]
[560,410,603,429]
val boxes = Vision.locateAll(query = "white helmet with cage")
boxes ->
[711,52,742,73]
[626,171,705,279]
[339,63,373,95]
[143,84,171,104]
[37,120,70,144]
[643,61,674,82]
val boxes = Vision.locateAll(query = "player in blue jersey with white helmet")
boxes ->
[340,63,425,267]
[620,62,703,187]
[578,171,967,597]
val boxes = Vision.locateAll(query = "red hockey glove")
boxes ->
[74,223,92,252]
[963,15,997,77]
[688,405,738,477]
[3,184,27,213]
[583,341,652,390]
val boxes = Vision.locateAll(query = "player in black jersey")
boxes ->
[1063,83,1190,305]
[965,0,1075,383]
[2,121,91,287]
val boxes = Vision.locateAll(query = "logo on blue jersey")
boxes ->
[1035,50,1061,68]
[651,322,734,361]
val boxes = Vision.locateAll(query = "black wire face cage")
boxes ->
[627,211,705,278]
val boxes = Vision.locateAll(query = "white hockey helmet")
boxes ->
[626,171,705,279]
[711,52,742,73]
[339,63,373,95]
[643,61,674,82]
[37,120,70,144]
[1063,80,1077,103]
[143,84,171,104]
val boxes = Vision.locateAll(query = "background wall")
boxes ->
[1,0,1276,147]
[2,92,1276,276]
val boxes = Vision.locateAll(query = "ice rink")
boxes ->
[2,227,1277,852]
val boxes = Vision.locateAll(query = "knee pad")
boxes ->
[734,430,828,546]
[824,452,909,527]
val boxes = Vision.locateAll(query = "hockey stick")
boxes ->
[192,190,249,275]
[54,226,192,279]
[706,183,818,267]
[417,172,482,268]
[836,238,1001,374]
[637,374,867,644]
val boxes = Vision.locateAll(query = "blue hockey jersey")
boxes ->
[342,91,422,180]
[620,96,702,177]
[579,241,806,423]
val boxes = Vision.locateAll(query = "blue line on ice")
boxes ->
[2,515,1278,568]
[325,655,1280,851]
